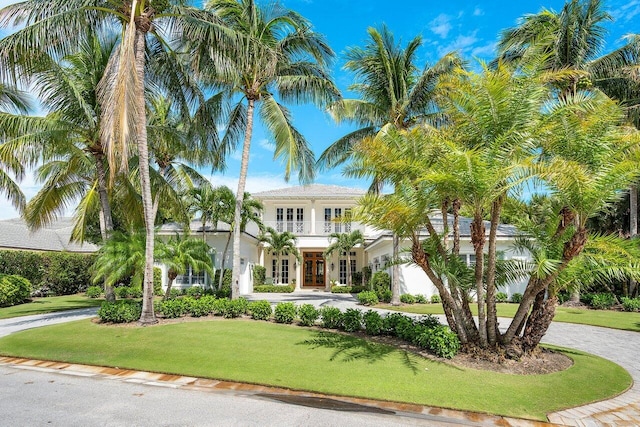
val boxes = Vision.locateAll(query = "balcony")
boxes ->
[262,220,365,236]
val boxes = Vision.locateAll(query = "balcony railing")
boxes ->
[262,220,365,236]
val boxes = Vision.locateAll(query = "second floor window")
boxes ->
[276,207,303,233]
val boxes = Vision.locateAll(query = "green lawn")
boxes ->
[0,295,104,319]
[0,319,630,421]
[381,303,640,332]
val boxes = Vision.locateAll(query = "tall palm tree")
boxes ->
[199,0,339,298]
[318,25,461,305]
[0,1,233,324]
[323,230,364,288]
[258,226,300,285]
[155,233,213,299]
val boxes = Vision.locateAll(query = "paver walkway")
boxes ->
[0,292,638,426]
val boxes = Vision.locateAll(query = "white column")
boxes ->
[310,199,316,234]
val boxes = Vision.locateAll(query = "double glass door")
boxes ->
[303,252,325,287]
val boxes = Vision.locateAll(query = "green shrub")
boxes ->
[400,294,416,304]
[370,271,390,295]
[211,298,228,316]
[222,298,248,318]
[114,286,130,299]
[363,310,383,335]
[394,316,419,342]
[253,265,266,286]
[351,285,366,293]
[0,274,32,307]
[186,286,204,298]
[298,304,320,326]
[216,284,231,299]
[430,294,441,304]
[496,292,509,303]
[590,293,617,310]
[128,287,143,298]
[97,300,142,323]
[382,312,411,336]
[167,288,183,299]
[415,325,460,359]
[153,267,163,296]
[621,297,640,312]
[357,291,379,306]
[377,289,392,303]
[274,302,297,324]
[156,298,187,318]
[248,300,272,320]
[580,293,595,306]
[320,306,343,329]
[417,314,441,329]
[253,285,295,293]
[511,293,523,303]
[414,294,427,304]
[187,295,216,317]
[331,285,352,293]
[85,285,102,299]
[342,308,363,332]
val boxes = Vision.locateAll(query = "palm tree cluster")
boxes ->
[0,0,337,323]
[0,0,638,358]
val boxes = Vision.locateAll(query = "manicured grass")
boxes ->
[0,319,630,421]
[0,295,103,319]
[381,303,640,332]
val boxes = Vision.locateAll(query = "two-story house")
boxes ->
[158,183,529,298]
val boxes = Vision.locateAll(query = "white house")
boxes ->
[160,184,529,298]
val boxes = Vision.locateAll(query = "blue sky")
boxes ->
[0,0,639,219]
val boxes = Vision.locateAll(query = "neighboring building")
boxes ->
[167,184,528,298]
[0,218,99,253]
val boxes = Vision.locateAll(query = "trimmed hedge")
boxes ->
[331,285,366,294]
[0,249,95,296]
[253,285,294,293]
[0,274,32,307]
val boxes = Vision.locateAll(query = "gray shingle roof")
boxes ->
[253,184,367,199]
[0,218,99,253]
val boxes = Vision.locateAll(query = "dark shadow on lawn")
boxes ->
[298,331,420,374]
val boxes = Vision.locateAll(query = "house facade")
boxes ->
[165,184,529,298]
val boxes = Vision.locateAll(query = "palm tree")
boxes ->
[258,226,300,285]
[317,26,461,305]
[0,1,233,324]
[0,82,31,211]
[497,0,640,264]
[199,0,339,299]
[187,184,218,242]
[323,230,364,288]
[92,230,146,289]
[155,233,213,299]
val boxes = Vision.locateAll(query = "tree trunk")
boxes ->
[486,198,503,345]
[452,199,461,256]
[163,272,177,301]
[95,152,116,303]
[470,211,487,347]
[391,234,401,305]
[218,232,232,290]
[232,98,255,299]
[629,185,637,297]
[134,28,157,325]
[522,293,558,353]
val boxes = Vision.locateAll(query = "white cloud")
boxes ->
[258,138,276,152]
[429,14,453,39]
[471,42,497,58]
[473,7,484,16]
[610,0,640,22]
[437,31,479,56]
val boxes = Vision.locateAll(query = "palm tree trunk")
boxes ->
[232,98,255,299]
[391,234,401,305]
[629,185,637,297]
[95,152,116,302]
[346,251,352,287]
[471,212,487,347]
[485,198,503,345]
[134,28,157,325]
[163,275,176,301]
[218,232,232,290]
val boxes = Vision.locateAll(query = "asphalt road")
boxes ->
[0,364,461,427]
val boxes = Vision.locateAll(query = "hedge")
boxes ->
[0,274,32,307]
[253,285,294,293]
[0,249,95,296]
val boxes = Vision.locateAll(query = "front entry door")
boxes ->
[303,252,325,287]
